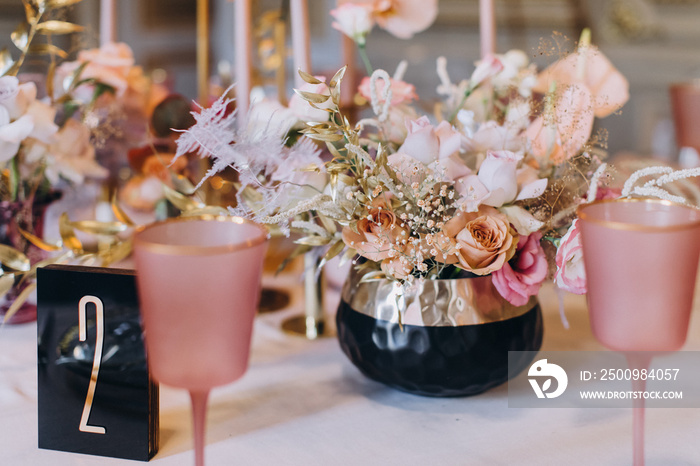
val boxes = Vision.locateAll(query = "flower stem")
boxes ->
[357,42,373,76]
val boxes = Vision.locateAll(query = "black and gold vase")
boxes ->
[336,266,543,397]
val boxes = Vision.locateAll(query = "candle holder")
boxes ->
[281,251,333,340]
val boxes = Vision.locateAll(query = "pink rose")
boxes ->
[554,219,586,294]
[492,233,548,306]
[358,76,417,106]
[398,116,462,165]
[342,199,407,261]
[342,0,437,40]
[465,121,524,154]
[442,206,516,275]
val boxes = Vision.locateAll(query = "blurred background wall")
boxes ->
[2,0,700,161]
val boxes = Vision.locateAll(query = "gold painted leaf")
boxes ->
[11,22,29,51]
[27,43,67,59]
[19,228,61,251]
[298,69,322,85]
[37,20,84,34]
[170,172,197,195]
[46,0,84,8]
[322,240,345,264]
[163,185,204,212]
[111,194,135,226]
[317,213,337,234]
[292,89,330,104]
[71,220,128,236]
[0,274,15,301]
[181,206,229,217]
[303,132,344,143]
[59,213,83,254]
[276,244,311,275]
[100,239,132,266]
[62,60,88,92]
[329,66,347,89]
[0,48,14,76]
[338,248,356,267]
[295,235,331,246]
[3,282,36,323]
[0,245,30,272]
[23,1,38,22]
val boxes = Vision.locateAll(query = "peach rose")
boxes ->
[342,0,438,40]
[342,200,407,261]
[443,206,516,275]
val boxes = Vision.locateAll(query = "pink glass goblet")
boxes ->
[133,216,268,466]
[578,198,700,466]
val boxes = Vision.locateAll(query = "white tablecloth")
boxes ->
[1,271,700,466]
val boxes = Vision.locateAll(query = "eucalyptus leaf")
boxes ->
[0,245,30,272]
[62,61,88,92]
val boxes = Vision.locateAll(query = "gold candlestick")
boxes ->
[197,0,210,105]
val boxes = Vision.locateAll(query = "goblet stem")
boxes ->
[190,390,210,466]
[626,354,651,466]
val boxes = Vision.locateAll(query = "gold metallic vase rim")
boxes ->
[133,215,268,256]
[577,198,700,233]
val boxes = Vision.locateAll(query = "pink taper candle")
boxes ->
[341,35,356,107]
[99,0,116,46]
[290,0,312,88]
[234,0,252,127]
[479,0,495,58]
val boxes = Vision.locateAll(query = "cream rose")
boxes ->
[443,205,516,275]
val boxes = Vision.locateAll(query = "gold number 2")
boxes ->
[78,295,107,435]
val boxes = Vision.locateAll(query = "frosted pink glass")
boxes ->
[133,217,267,466]
[579,199,700,466]
[578,199,700,352]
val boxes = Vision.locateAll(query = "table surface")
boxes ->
[2,269,700,466]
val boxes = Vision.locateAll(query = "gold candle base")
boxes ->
[281,253,334,339]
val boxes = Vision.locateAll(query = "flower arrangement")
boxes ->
[172,10,634,309]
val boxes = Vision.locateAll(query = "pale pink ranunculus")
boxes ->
[525,83,594,164]
[358,75,417,106]
[342,0,438,39]
[492,232,548,306]
[554,219,586,294]
[442,205,516,275]
[533,45,629,118]
[398,116,462,165]
[470,54,504,89]
[0,76,18,103]
[331,3,375,43]
[342,199,407,262]
[384,104,419,144]
[288,77,333,123]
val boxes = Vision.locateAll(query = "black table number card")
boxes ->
[37,265,158,461]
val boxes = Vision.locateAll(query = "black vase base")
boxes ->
[336,301,543,397]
